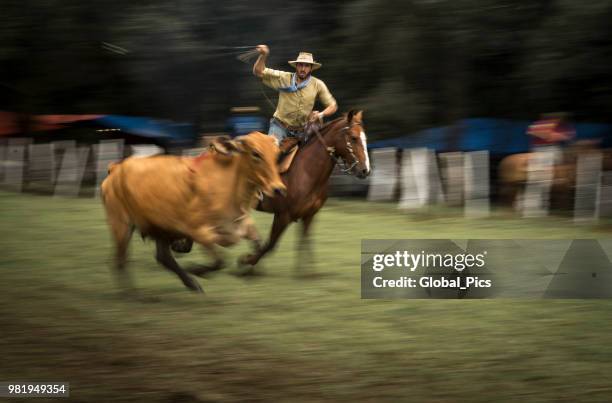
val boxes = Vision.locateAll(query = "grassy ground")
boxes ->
[2,191,612,402]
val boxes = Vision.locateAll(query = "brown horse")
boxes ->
[175,110,371,273]
[238,110,371,272]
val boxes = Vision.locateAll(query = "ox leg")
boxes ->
[155,239,203,293]
[296,214,315,274]
[240,213,291,267]
[244,217,263,252]
[171,238,194,254]
[106,211,135,290]
[115,226,134,287]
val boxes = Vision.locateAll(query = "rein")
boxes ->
[313,121,361,174]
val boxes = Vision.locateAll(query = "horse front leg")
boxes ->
[239,212,291,267]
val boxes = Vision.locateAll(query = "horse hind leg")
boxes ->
[295,214,316,276]
[155,239,203,293]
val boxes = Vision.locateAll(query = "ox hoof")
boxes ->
[187,281,204,293]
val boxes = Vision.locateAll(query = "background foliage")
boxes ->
[2,0,612,137]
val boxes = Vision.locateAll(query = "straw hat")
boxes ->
[288,52,322,70]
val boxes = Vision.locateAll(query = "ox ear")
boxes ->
[223,139,244,153]
[210,137,243,156]
[231,136,248,153]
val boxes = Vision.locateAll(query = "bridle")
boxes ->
[313,121,362,175]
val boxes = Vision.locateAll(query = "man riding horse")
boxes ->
[172,46,371,276]
[252,44,338,153]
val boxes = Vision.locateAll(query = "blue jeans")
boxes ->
[268,118,302,142]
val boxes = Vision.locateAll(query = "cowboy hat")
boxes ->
[288,52,321,70]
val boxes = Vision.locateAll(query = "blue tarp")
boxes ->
[93,115,196,144]
[368,118,612,153]
[226,115,267,137]
[459,118,530,154]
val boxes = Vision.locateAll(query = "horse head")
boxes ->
[330,110,371,179]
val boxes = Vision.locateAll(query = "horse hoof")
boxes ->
[238,254,258,266]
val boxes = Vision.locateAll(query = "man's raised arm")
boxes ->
[253,44,270,78]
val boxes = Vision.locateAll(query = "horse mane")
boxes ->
[302,115,347,147]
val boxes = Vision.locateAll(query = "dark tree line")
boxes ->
[2,0,612,138]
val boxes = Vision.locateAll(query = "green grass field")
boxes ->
[2,190,612,402]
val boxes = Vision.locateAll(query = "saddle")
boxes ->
[277,120,322,173]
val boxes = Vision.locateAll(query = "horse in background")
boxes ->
[498,140,607,211]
